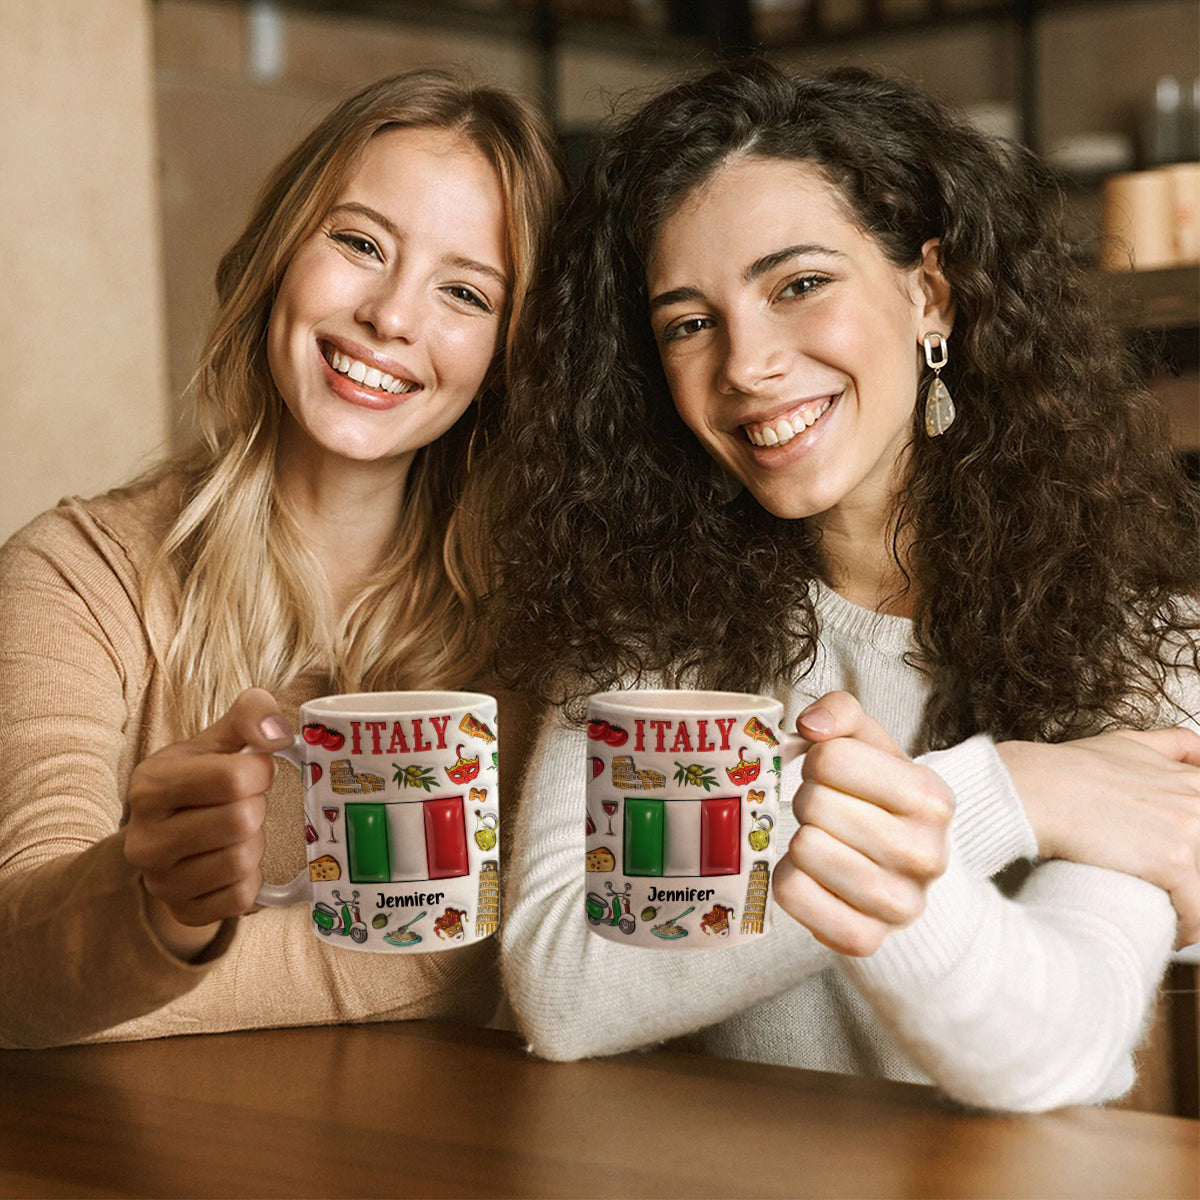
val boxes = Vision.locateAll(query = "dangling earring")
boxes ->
[922,332,956,437]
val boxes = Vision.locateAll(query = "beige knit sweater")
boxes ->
[0,475,530,1048]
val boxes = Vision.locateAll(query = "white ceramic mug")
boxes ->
[257,691,500,952]
[584,690,801,949]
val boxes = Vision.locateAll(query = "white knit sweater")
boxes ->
[500,582,1193,1112]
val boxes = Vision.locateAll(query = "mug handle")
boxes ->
[255,739,311,907]
[779,731,807,771]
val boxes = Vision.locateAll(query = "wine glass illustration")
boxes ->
[601,799,618,837]
[322,805,340,843]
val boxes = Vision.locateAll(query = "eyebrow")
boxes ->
[648,285,703,313]
[743,243,844,282]
[649,243,844,312]
[328,202,510,289]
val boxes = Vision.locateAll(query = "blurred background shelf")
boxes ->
[1107,263,1200,331]
[1100,267,1200,459]
[205,0,1198,151]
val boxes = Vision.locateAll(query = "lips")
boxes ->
[741,394,838,448]
[319,340,422,403]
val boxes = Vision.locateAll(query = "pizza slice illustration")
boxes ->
[744,716,779,748]
[460,712,496,744]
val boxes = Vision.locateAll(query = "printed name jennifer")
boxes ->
[376,891,445,909]
[647,886,715,903]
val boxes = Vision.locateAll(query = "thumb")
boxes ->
[188,687,294,755]
[796,691,905,759]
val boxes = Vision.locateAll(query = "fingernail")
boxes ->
[799,705,835,736]
[259,715,292,744]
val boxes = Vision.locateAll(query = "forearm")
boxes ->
[0,834,233,1048]
[843,853,1174,1111]
[84,903,500,1044]
[779,733,1037,882]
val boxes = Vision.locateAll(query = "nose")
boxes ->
[717,311,788,395]
[355,272,425,344]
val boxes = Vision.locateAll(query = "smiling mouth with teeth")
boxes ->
[325,346,419,396]
[743,397,834,448]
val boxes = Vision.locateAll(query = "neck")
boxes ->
[810,493,915,619]
[275,433,414,614]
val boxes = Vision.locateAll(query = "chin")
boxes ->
[743,484,823,522]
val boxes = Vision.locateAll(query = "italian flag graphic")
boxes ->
[345,798,469,883]
[623,797,741,877]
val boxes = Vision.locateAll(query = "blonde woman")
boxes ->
[0,69,562,1048]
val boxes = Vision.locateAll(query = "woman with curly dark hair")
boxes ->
[490,60,1200,1111]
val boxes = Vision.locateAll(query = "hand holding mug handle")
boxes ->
[255,738,312,907]
[124,688,294,960]
[772,691,955,957]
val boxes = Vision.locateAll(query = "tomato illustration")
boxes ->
[446,746,481,785]
[302,723,327,745]
[321,727,345,751]
[587,719,611,742]
[726,748,761,786]
[603,723,628,747]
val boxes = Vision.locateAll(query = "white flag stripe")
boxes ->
[663,799,703,875]
[386,801,429,882]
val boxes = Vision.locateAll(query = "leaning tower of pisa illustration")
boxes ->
[741,860,770,934]
[475,861,500,937]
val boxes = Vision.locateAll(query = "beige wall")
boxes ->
[0,0,169,542]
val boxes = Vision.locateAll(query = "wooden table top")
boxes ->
[1,1020,1196,1199]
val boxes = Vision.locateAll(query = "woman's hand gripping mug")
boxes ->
[584,690,801,949]
[257,691,500,951]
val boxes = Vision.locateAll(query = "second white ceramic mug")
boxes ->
[584,690,801,950]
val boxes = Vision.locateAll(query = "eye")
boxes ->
[442,284,493,314]
[776,274,828,301]
[660,315,715,344]
[330,231,381,260]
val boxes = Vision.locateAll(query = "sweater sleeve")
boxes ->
[770,720,1177,1111]
[920,735,1039,875]
[778,732,1038,880]
[841,852,1174,1111]
[0,503,233,1047]
[841,679,1200,1113]
[500,706,835,1061]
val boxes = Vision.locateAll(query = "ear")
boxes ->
[915,238,955,337]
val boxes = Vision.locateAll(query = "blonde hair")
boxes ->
[147,69,564,733]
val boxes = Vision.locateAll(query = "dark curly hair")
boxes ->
[486,59,1199,748]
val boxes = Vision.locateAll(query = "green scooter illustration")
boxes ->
[313,888,368,944]
[586,880,636,935]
